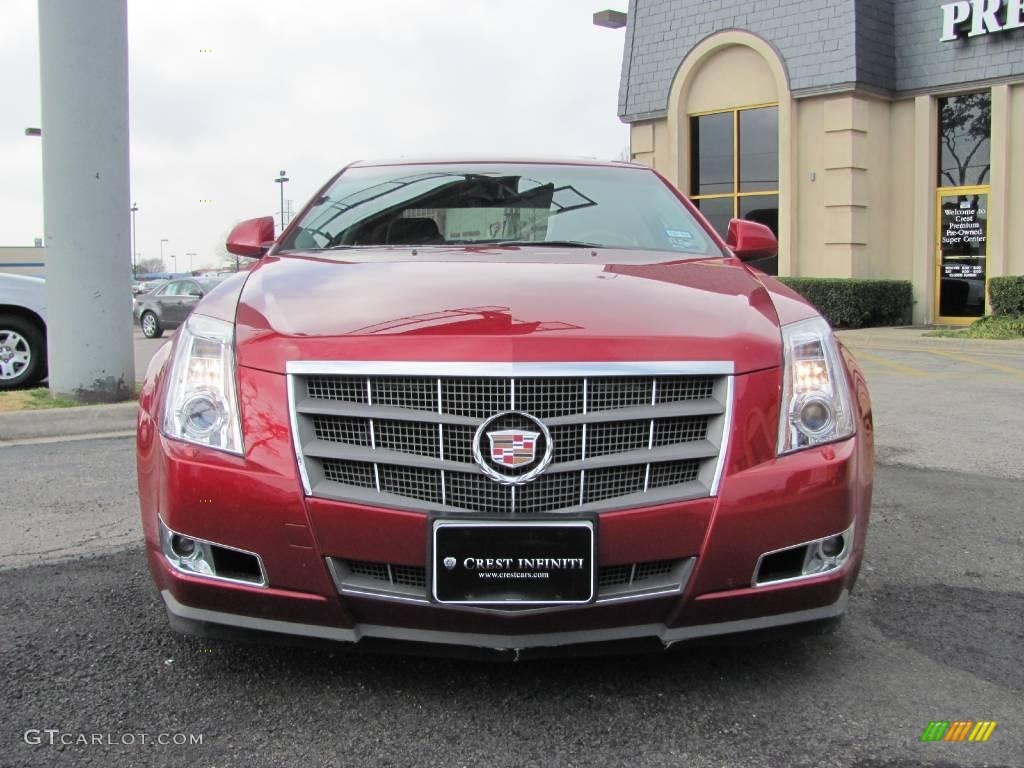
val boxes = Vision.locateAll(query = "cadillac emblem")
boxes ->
[443,556,457,570]
[487,429,540,467]
[473,411,553,485]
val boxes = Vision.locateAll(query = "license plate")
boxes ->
[432,520,595,605]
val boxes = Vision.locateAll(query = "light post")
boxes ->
[186,251,197,273]
[593,9,627,28]
[159,238,168,272]
[170,253,177,273]
[275,170,289,233]
[130,202,138,277]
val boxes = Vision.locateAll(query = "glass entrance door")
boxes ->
[936,187,989,321]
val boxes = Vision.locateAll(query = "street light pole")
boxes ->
[130,202,138,277]
[186,251,197,273]
[275,170,289,233]
[159,237,168,272]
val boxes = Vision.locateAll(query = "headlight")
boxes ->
[162,314,243,455]
[777,316,854,454]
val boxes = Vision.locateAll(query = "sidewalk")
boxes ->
[837,326,1024,357]
[0,402,137,444]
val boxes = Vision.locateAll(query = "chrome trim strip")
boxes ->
[709,375,734,497]
[595,587,682,604]
[286,375,313,495]
[338,586,431,605]
[161,589,849,650]
[286,361,736,377]
[158,517,268,588]
[366,378,380,492]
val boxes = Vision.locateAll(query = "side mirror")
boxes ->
[726,218,777,262]
[226,216,276,257]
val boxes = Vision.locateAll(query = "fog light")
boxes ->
[159,519,266,586]
[170,534,196,558]
[821,533,844,557]
[753,523,855,586]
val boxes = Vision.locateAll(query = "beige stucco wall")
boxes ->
[1007,84,1024,277]
[794,98,825,278]
[685,45,778,114]
[630,36,1022,323]
[887,100,917,285]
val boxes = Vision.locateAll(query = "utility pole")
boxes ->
[275,170,289,233]
[38,0,133,402]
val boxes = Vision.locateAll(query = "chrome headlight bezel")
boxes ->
[777,316,855,455]
[161,314,244,455]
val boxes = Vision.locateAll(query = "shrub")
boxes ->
[926,314,1024,339]
[989,276,1024,316]
[776,277,913,329]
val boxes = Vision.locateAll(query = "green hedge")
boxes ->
[777,277,914,329]
[989,276,1024,316]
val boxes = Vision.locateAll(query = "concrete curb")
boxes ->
[0,402,137,442]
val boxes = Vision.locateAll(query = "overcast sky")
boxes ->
[0,0,629,270]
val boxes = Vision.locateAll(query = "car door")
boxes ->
[175,280,204,324]
[155,280,186,326]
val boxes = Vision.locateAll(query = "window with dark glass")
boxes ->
[938,92,991,188]
[936,91,991,320]
[690,105,779,273]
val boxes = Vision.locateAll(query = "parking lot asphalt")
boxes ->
[2,331,1022,767]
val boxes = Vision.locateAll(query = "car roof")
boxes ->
[346,156,649,170]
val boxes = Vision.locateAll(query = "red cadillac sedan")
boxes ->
[137,158,873,658]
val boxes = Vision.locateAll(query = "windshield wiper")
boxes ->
[492,240,601,248]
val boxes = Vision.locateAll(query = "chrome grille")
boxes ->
[334,557,690,602]
[289,363,732,515]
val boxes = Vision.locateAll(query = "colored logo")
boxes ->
[443,557,457,570]
[488,429,539,467]
[920,721,997,742]
[472,411,554,485]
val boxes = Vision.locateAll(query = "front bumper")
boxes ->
[137,361,872,656]
[159,584,849,656]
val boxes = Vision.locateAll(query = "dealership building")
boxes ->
[616,0,1024,323]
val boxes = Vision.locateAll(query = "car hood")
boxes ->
[233,249,784,374]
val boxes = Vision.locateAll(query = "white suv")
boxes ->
[0,274,48,389]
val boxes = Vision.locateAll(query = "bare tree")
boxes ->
[940,94,991,187]
[135,257,166,275]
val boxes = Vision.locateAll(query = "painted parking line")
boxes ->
[924,349,1024,378]
[843,342,1024,360]
[853,351,930,377]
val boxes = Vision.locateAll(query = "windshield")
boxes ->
[279,163,721,257]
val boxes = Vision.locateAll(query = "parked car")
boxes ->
[137,158,873,657]
[0,273,48,390]
[133,277,224,338]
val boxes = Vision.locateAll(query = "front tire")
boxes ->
[141,311,163,339]
[0,314,47,390]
